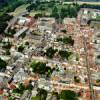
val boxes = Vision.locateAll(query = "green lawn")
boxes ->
[31,96,40,100]
[29,8,51,17]
[9,4,30,16]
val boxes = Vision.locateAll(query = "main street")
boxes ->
[83,32,95,100]
[63,1,100,5]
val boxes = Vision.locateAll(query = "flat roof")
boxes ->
[14,27,28,37]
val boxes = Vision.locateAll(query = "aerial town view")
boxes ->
[0,0,100,100]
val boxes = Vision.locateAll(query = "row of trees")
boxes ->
[51,3,80,19]
[31,89,78,100]
[45,47,73,60]
[27,2,80,19]
[27,2,100,21]
[57,36,74,46]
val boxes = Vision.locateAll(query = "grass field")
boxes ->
[29,8,51,17]
[9,4,30,16]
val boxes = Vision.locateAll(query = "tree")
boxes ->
[61,29,67,33]
[2,41,12,49]
[31,61,46,74]
[96,79,100,83]
[52,92,60,100]
[74,76,80,83]
[25,41,29,45]
[60,90,78,100]
[51,6,59,19]
[26,3,37,12]
[34,13,44,18]
[7,27,16,36]
[45,47,58,58]
[58,50,72,60]
[57,36,74,46]
[5,49,10,55]
[97,55,100,59]
[31,89,47,100]
[31,61,53,76]
[60,7,69,19]
[18,45,25,52]
[0,58,7,70]
[38,89,47,100]
[13,83,31,94]
[48,1,55,7]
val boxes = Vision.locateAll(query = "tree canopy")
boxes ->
[18,45,25,52]
[45,47,58,58]
[0,58,7,70]
[59,50,73,60]
[30,61,54,76]
[57,36,74,46]
[60,90,78,100]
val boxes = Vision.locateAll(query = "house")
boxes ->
[14,27,28,38]
[63,18,76,24]
[17,16,32,26]
[0,76,8,89]
[38,78,53,92]
[13,69,28,83]
[37,18,55,33]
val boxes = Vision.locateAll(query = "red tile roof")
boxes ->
[9,84,16,90]
[0,90,3,95]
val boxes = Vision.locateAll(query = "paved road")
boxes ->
[63,1,100,5]
[83,34,95,100]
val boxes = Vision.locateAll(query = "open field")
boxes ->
[9,4,30,16]
[63,1,100,5]
[29,10,51,16]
